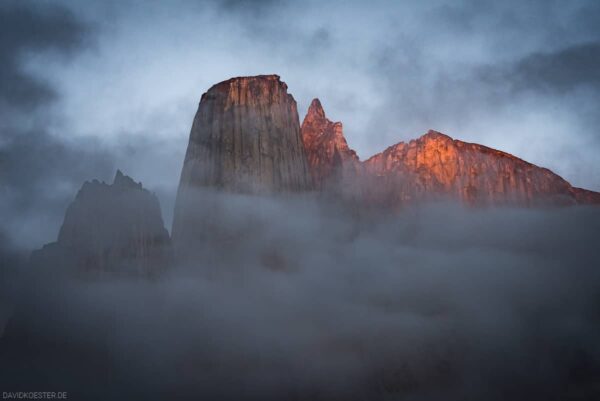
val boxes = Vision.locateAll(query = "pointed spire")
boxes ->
[307,98,326,119]
[114,169,124,181]
[113,169,142,189]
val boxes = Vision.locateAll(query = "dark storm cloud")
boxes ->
[213,0,332,59]
[0,1,114,248]
[367,1,600,125]
[508,41,600,93]
[0,1,88,112]
[216,0,279,14]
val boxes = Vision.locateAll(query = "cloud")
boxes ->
[1,196,600,400]
[0,1,113,248]
[482,41,600,93]
[0,0,88,112]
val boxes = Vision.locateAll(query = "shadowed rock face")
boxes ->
[172,75,313,248]
[176,74,311,194]
[300,102,600,208]
[31,170,171,275]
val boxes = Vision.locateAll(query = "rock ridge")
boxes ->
[300,105,600,207]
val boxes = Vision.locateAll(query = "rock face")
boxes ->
[300,102,600,208]
[363,130,594,207]
[572,187,600,204]
[300,99,360,189]
[172,75,313,246]
[170,74,598,246]
[176,74,311,194]
[31,170,171,274]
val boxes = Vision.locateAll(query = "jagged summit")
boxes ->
[77,170,144,201]
[306,98,326,119]
[300,98,360,189]
[113,169,142,189]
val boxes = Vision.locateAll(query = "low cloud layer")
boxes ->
[2,194,600,400]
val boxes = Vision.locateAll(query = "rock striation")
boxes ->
[31,170,171,275]
[175,74,311,194]
[172,75,313,247]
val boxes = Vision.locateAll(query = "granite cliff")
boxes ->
[174,74,311,194]
[172,75,313,248]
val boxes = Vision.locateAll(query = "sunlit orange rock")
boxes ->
[571,187,600,204]
[363,130,597,207]
[300,98,360,190]
[300,102,600,208]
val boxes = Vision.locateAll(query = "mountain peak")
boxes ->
[113,169,142,190]
[300,98,360,188]
[420,130,453,142]
[206,74,287,99]
[307,98,326,119]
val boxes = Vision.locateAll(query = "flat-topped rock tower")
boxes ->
[172,75,313,248]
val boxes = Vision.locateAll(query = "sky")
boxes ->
[1,0,600,248]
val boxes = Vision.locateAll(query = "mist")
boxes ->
[2,191,600,400]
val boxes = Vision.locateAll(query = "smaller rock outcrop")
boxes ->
[31,170,171,275]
